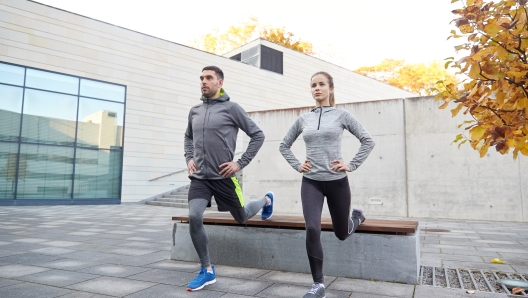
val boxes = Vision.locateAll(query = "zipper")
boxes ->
[317,107,323,130]
[202,101,209,178]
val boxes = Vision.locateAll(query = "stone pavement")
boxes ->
[0,204,526,298]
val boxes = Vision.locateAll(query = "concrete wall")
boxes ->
[243,96,527,222]
[0,0,415,202]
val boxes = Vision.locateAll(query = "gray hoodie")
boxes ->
[279,106,375,181]
[184,90,265,180]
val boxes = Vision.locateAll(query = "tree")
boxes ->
[435,0,528,158]
[355,59,459,96]
[189,18,314,55]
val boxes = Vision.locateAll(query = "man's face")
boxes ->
[200,70,223,98]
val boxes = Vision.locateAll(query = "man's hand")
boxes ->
[300,159,312,173]
[330,159,351,172]
[187,159,196,175]
[219,162,240,177]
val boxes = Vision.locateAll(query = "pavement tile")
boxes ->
[419,259,442,267]
[40,241,83,247]
[109,248,160,256]
[0,282,73,298]
[125,284,224,297]
[440,249,500,257]
[201,276,273,296]
[0,242,48,251]
[56,291,114,298]
[16,269,99,287]
[68,232,98,236]
[0,277,22,288]
[30,247,75,255]
[511,265,528,273]
[144,260,201,272]
[257,270,336,287]
[214,265,270,280]
[34,259,102,270]
[256,282,350,298]
[477,247,528,253]
[442,260,516,272]
[413,285,505,297]
[103,251,169,266]
[79,264,152,277]
[67,276,156,297]
[422,253,484,262]
[0,253,61,265]
[424,244,478,250]
[0,264,50,278]
[350,293,402,298]
[127,268,197,286]
[12,238,49,243]
[59,250,121,262]
[327,277,415,298]
[0,249,26,258]
[83,238,126,246]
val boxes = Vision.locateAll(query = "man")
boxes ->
[184,66,274,291]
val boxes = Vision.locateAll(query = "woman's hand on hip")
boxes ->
[299,159,312,173]
[331,159,351,172]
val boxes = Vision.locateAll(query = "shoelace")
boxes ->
[194,269,206,281]
[308,284,323,294]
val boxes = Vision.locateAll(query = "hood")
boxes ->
[201,88,229,103]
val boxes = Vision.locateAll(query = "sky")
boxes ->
[35,0,463,71]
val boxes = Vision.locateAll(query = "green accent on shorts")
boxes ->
[231,176,244,207]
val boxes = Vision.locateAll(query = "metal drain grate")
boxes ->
[419,266,528,296]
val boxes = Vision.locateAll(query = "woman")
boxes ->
[279,71,375,298]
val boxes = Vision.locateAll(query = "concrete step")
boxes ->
[164,194,188,199]
[155,198,218,207]
[147,200,217,209]
[146,201,189,208]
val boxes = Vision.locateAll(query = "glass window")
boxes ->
[74,148,122,199]
[80,79,125,103]
[0,85,24,142]
[0,142,19,200]
[77,98,124,149]
[26,69,79,94]
[21,89,78,146]
[0,63,25,86]
[16,144,74,199]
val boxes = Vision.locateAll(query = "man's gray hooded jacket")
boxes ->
[184,90,265,180]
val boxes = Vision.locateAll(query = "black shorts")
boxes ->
[188,177,244,211]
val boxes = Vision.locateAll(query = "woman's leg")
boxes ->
[325,176,361,241]
[301,177,326,284]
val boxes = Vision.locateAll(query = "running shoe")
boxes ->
[261,191,274,220]
[303,283,326,298]
[187,266,216,291]
[352,208,366,224]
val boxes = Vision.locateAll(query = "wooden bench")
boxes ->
[171,213,420,284]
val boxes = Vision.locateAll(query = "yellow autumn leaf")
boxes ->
[470,126,486,141]
[490,258,504,264]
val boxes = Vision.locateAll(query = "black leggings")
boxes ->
[301,176,359,284]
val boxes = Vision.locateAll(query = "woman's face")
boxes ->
[311,74,333,106]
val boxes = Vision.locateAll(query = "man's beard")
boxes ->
[202,87,218,98]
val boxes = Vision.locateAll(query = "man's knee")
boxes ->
[233,217,246,225]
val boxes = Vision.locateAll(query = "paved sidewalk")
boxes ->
[0,204,525,297]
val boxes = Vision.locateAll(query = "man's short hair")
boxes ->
[202,66,224,80]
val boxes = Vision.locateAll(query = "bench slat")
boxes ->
[172,213,418,234]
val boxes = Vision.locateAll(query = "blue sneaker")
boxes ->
[187,266,216,291]
[261,191,274,220]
